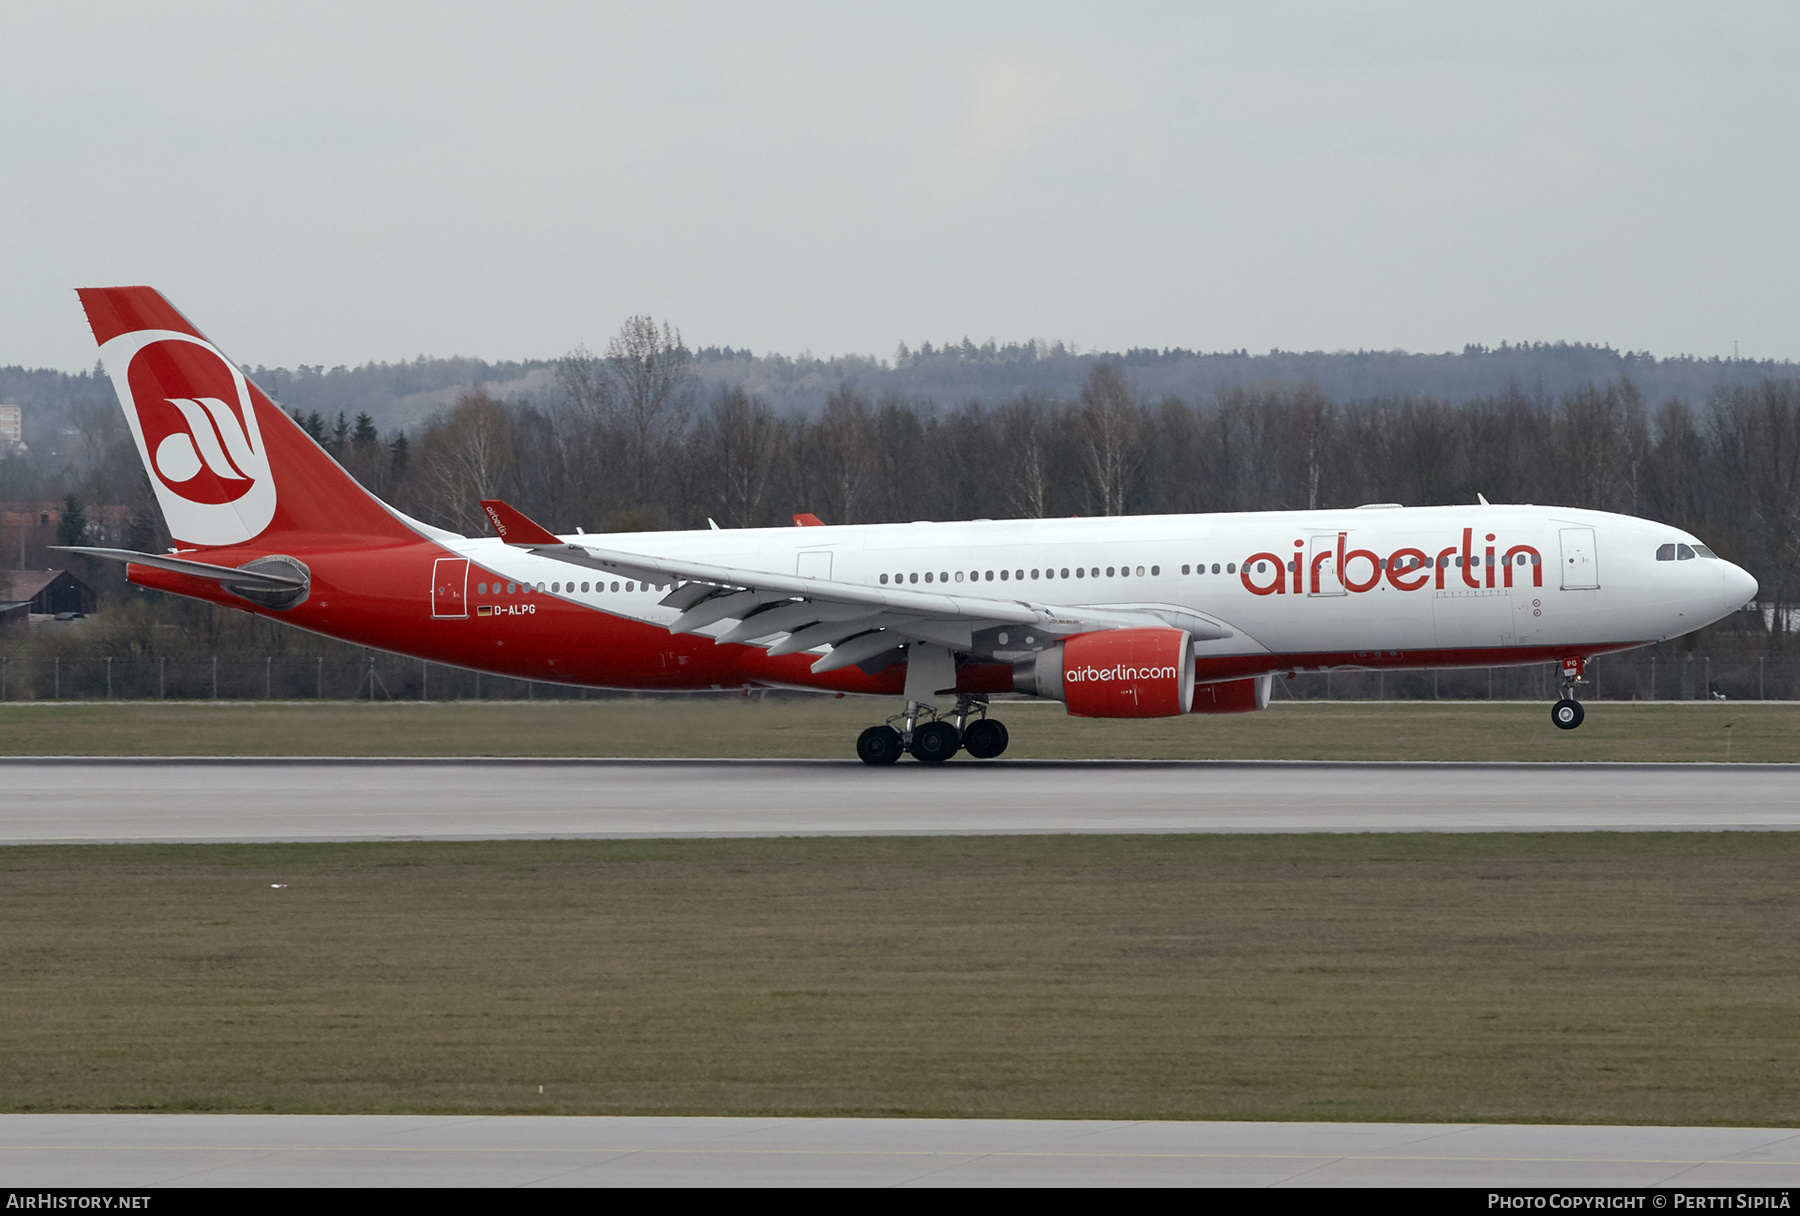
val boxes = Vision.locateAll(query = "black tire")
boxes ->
[963,718,1009,759]
[1551,698,1585,731]
[909,720,961,763]
[856,725,904,766]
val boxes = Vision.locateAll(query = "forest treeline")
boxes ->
[331,320,1800,642]
[9,316,1800,679]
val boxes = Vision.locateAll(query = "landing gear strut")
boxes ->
[1551,656,1586,731]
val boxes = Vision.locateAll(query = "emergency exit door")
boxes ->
[432,557,470,618]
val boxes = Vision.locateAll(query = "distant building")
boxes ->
[0,568,97,628]
[0,404,20,450]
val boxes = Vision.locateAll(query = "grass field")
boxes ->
[3,833,1798,1125]
[0,698,1791,761]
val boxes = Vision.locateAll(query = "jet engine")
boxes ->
[1012,627,1195,718]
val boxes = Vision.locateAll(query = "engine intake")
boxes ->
[1013,627,1195,718]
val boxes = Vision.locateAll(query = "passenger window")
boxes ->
[940,572,949,582]
[986,570,994,580]
[1106,566,1115,577]
[1226,563,1235,574]
[880,574,889,584]
[909,573,918,584]
[1677,544,1695,560]
[477,582,487,594]
[1139,566,1148,576]
[1060,568,1069,578]
[506,582,517,593]
[1182,565,1190,575]
[1076,568,1085,578]
[610,581,620,592]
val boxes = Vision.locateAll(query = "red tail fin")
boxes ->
[77,287,414,550]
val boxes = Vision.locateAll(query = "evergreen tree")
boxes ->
[56,493,87,547]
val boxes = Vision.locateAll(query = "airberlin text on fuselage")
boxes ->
[1241,527,1544,596]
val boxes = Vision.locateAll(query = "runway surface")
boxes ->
[2,758,1797,842]
[3,1115,1798,1187]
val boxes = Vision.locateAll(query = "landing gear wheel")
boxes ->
[1551,699,1585,731]
[856,725,904,766]
[963,718,1009,759]
[909,720,961,763]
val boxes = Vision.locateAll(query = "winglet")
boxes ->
[480,500,562,545]
[793,513,825,527]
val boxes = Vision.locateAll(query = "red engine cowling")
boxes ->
[1013,628,1194,718]
[1189,675,1272,714]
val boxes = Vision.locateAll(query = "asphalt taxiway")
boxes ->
[1,758,1796,842]
[2,1115,1797,1187]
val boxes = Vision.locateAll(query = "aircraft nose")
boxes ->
[1723,561,1758,610]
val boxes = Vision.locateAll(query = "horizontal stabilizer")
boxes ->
[52,546,307,590]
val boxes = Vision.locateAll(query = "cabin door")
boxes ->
[1306,534,1344,596]
[432,557,469,618]
[1559,528,1599,590]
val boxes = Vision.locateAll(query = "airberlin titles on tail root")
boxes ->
[61,286,1758,763]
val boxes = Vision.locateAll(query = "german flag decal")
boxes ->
[477,604,494,617]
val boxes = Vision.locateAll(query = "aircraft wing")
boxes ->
[479,502,1232,674]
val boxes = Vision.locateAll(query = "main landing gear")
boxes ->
[1551,656,1586,731]
[855,695,1010,766]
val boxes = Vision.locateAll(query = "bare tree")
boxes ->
[604,317,696,504]
[794,386,873,523]
[996,392,1057,518]
[1077,363,1143,516]
[414,387,517,534]
[696,385,781,528]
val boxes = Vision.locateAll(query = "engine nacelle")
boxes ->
[1012,627,1194,718]
[1189,675,1272,714]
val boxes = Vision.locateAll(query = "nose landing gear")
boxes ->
[1551,656,1586,731]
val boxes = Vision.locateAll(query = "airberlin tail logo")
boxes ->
[102,329,276,546]
[150,395,258,500]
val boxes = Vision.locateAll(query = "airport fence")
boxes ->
[1,646,1798,702]
[1279,647,1796,702]
[0,653,601,702]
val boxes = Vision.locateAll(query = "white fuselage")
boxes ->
[440,504,1756,671]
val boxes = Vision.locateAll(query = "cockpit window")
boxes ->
[1656,544,1676,561]
[1692,544,1718,559]
[1677,544,1695,560]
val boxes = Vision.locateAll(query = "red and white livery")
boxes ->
[64,287,1759,763]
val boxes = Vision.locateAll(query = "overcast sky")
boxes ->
[3,2,1795,372]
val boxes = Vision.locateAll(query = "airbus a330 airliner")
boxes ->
[60,287,1758,764]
